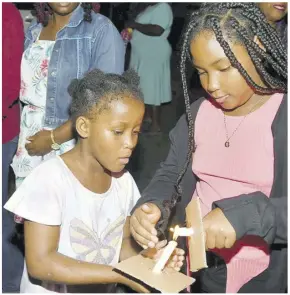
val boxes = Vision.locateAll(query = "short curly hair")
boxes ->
[33,3,101,26]
[68,69,144,129]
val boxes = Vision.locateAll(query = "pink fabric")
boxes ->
[191,94,283,293]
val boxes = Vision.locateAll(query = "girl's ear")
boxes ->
[253,35,266,51]
[75,116,90,139]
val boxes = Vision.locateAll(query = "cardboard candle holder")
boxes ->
[185,197,208,271]
[115,197,207,292]
[115,254,195,293]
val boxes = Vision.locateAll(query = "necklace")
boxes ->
[223,97,265,148]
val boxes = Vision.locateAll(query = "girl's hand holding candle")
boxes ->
[142,244,185,272]
[151,224,192,273]
[152,240,178,273]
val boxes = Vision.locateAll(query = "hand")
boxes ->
[130,203,161,249]
[125,20,137,29]
[203,208,236,249]
[25,130,53,156]
[142,243,185,272]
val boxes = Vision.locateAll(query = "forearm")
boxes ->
[53,120,74,145]
[133,23,164,36]
[131,114,189,233]
[27,251,126,286]
[120,237,142,261]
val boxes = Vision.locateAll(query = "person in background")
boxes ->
[12,3,125,205]
[130,2,287,293]
[257,2,288,46]
[126,3,173,134]
[2,3,25,293]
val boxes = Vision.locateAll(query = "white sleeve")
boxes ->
[4,160,64,226]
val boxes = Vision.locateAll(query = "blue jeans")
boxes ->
[2,136,24,293]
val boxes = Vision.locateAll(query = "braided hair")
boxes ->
[157,2,287,234]
[69,69,143,132]
[33,3,101,26]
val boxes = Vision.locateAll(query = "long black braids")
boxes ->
[156,2,287,236]
[155,11,201,237]
[33,3,100,27]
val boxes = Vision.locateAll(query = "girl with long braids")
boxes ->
[12,3,125,201]
[130,3,287,293]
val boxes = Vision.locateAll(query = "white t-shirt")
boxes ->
[4,156,141,293]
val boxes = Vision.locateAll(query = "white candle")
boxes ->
[170,225,194,240]
[176,227,194,237]
[152,241,177,273]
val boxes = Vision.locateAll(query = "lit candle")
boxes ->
[170,225,194,240]
[152,241,178,273]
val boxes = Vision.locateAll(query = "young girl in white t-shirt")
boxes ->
[4,69,184,293]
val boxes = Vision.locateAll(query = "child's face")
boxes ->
[82,96,145,173]
[190,32,265,111]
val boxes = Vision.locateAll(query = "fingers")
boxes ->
[164,247,185,271]
[205,230,235,249]
[173,260,183,271]
[166,256,184,271]
[135,210,159,237]
[174,248,185,256]
[140,247,158,259]
[225,232,236,248]
[130,226,154,249]
[215,229,226,249]
[130,205,161,248]
[204,227,236,250]
[131,213,155,240]
[155,240,167,249]
[205,229,216,249]
[203,208,237,250]
[141,203,153,213]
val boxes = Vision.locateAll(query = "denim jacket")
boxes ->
[24,5,125,128]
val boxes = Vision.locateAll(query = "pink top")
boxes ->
[191,93,283,293]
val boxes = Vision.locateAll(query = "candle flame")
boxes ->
[170,225,194,240]
[170,225,180,241]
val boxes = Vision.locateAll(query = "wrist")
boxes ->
[52,128,62,144]
[50,130,61,151]
[114,270,128,285]
[132,21,140,30]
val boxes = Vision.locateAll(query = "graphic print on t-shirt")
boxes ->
[69,214,126,264]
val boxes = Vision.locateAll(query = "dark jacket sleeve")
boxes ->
[131,113,188,219]
[212,192,287,245]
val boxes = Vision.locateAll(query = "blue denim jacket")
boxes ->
[24,5,125,128]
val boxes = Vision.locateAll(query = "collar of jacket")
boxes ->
[27,4,84,39]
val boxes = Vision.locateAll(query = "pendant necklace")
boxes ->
[223,97,265,148]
